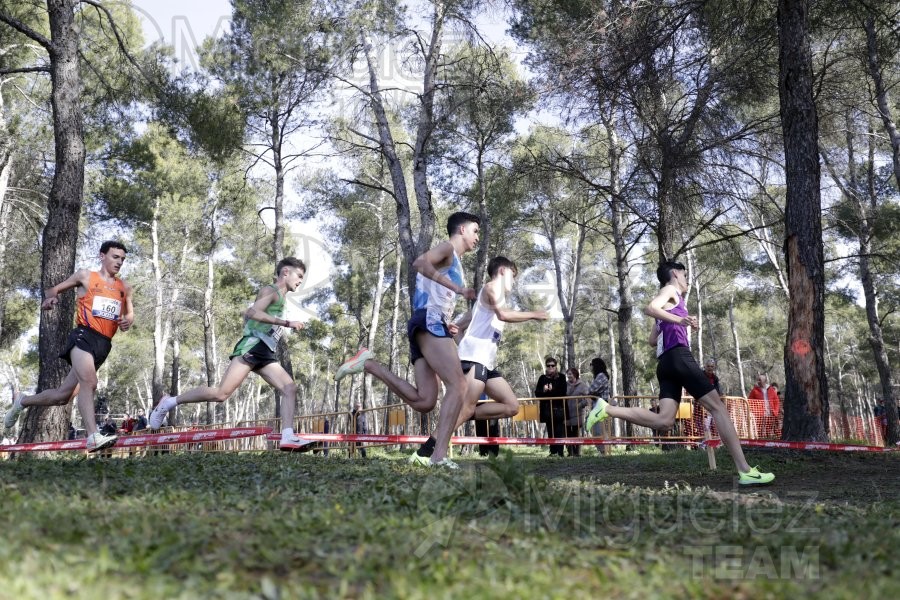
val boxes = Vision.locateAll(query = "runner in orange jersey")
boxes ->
[4,241,134,451]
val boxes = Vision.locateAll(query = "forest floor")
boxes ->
[0,445,897,599]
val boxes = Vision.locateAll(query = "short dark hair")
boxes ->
[446,211,480,236]
[567,367,580,380]
[100,240,127,255]
[487,256,518,279]
[544,356,558,367]
[656,261,686,286]
[276,257,306,276]
[591,357,608,377]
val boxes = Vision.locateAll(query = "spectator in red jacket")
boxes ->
[748,373,780,438]
[120,413,136,434]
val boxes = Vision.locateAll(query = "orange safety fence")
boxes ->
[3,394,887,459]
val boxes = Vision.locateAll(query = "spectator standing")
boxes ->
[564,368,590,457]
[536,357,567,457]
[748,373,781,438]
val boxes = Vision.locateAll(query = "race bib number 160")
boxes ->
[91,296,122,321]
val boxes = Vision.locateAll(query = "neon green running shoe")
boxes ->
[584,398,610,432]
[408,451,431,466]
[738,466,775,485]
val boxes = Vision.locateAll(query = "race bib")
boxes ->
[91,296,122,321]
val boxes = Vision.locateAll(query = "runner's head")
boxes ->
[446,211,480,251]
[487,256,518,291]
[656,260,686,289]
[99,240,127,275]
[276,257,306,292]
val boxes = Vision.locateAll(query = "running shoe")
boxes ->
[431,458,459,470]
[584,398,610,432]
[408,451,431,466]
[279,434,315,452]
[86,432,118,453]
[4,393,24,430]
[335,348,373,382]
[738,466,775,485]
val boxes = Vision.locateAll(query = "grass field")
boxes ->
[0,446,898,599]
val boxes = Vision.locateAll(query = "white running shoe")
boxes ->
[148,396,174,429]
[335,348,374,382]
[279,434,315,452]
[86,432,118,453]
[4,393,24,430]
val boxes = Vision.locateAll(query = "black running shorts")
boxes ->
[230,337,279,372]
[61,326,112,368]
[656,346,715,401]
[461,361,502,383]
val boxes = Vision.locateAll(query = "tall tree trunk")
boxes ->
[606,121,637,400]
[169,330,181,425]
[363,203,387,409]
[778,0,828,441]
[688,250,703,364]
[270,112,292,421]
[203,212,219,388]
[21,0,85,443]
[857,127,897,444]
[473,148,490,291]
[151,197,166,403]
[606,313,618,399]
[729,294,747,398]
[0,148,11,344]
[385,251,402,407]
[202,202,220,424]
[363,2,447,306]
[863,16,900,190]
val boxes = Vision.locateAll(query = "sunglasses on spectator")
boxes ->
[546,363,557,368]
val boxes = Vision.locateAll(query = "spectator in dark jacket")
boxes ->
[535,356,567,456]
[134,409,148,431]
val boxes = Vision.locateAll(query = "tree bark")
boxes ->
[778,0,828,441]
[21,0,85,442]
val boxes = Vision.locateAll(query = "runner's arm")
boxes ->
[243,287,302,329]
[485,284,548,323]
[412,242,476,300]
[643,285,695,326]
[41,269,90,310]
[118,281,135,331]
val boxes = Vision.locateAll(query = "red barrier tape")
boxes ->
[0,427,272,453]
[702,438,895,453]
[271,433,897,452]
[269,433,699,446]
